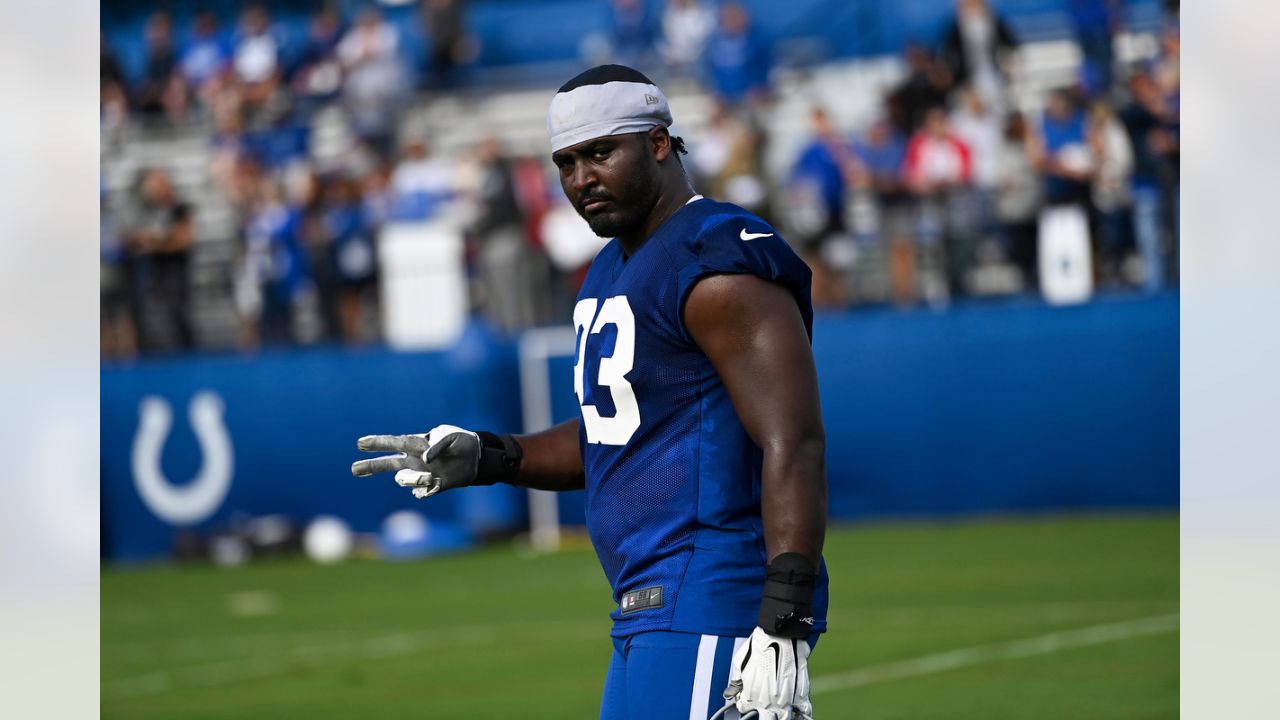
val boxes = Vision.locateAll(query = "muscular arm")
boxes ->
[684,273,827,565]
[512,418,586,491]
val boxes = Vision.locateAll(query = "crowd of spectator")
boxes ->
[101,0,1180,360]
[777,0,1180,307]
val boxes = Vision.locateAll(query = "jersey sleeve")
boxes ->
[674,215,814,341]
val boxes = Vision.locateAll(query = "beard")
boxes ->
[575,159,661,238]
[582,200,650,238]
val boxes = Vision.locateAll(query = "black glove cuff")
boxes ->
[475,431,523,486]
[757,552,818,639]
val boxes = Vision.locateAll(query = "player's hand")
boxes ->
[352,424,482,499]
[722,627,813,720]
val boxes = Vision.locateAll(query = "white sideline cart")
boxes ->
[379,220,469,350]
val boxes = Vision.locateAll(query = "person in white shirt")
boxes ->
[660,0,715,76]
[1088,100,1135,285]
[233,4,281,111]
[338,6,408,154]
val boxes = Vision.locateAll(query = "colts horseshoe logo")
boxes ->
[131,391,234,525]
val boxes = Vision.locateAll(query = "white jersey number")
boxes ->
[573,296,641,445]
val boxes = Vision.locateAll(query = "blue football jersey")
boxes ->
[572,197,830,639]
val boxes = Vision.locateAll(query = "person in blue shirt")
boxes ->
[1033,88,1092,207]
[703,2,771,107]
[179,11,230,93]
[789,108,856,244]
[354,65,828,720]
[609,0,657,69]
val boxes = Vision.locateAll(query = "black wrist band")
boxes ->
[757,552,817,639]
[475,431,523,486]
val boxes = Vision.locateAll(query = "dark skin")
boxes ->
[514,126,827,565]
[551,126,694,254]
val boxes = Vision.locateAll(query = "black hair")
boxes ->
[671,136,688,156]
[558,64,656,93]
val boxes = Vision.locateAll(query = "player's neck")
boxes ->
[617,180,696,257]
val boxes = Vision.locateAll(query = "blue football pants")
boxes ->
[599,631,819,720]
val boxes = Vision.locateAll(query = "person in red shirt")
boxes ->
[903,107,976,301]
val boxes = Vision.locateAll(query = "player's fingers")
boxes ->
[357,435,408,453]
[395,468,434,488]
[357,435,429,454]
[351,454,406,476]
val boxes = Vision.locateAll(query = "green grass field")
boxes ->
[102,514,1178,719]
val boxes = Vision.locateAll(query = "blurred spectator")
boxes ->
[690,102,767,212]
[888,44,949,135]
[938,0,1018,110]
[135,11,188,124]
[949,86,1001,195]
[609,0,657,69]
[210,100,248,199]
[1027,89,1094,298]
[1153,20,1180,97]
[362,160,395,229]
[101,194,136,361]
[238,177,307,348]
[325,175,380,343]
[850,117,913,303]
[994,113,1042,290]
[905,108,972,195]
[390,136,456,221]
[703,2,771,107]
[949,86,1002,270]
[904,107,974,298]
[101,34,130,137]
[851,118,909,203]
[539,192,608,302]
[422,0,474,89]
[659,0,715,78]
[788,108,857,247]
[290,165,338,341]
[233,4,285,119]
[1068,0,1120,96]
[1029,89,1093,209]
[468,136,548,333]
[291,4,345,109]
[122,169,194,351]
[1087,100,1134,285]
[180,11,230,98]
[338,6,408,158]
[1120,70,1176,291]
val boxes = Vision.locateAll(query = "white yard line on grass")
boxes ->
[811,613,1179,695]
[105,613,1178,702]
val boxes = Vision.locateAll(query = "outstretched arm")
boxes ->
[684,272,827,566]
[513,418,585,491]
[353,418,584,496]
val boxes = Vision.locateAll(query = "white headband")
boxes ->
[548,67,673,153]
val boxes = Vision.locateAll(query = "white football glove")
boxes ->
[351,424,481,499]
[722,627,813,720]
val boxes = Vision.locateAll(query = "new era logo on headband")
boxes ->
[548,65,674,152]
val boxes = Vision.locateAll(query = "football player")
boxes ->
[354,65,828,719]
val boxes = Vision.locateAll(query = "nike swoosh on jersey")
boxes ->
[740,229,774,241]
